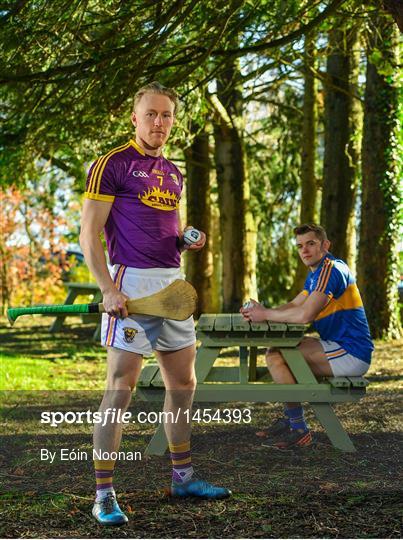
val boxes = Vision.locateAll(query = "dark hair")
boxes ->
[133,81,179,114]
[293,223,328,242]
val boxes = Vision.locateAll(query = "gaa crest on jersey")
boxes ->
[170,173,179,185]
[133,170,149,178]
[123,327,138,343]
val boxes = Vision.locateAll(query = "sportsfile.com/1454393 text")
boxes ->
[40,408,252,427]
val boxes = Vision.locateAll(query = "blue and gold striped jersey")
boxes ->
[303,253,374,363]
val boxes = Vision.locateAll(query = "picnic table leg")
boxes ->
[144,424,168,456]
[249,346,257,382]
[194,346,222,381]
[280,348,317,384]
[91,290,103,341]
[280,348,356,452]
[239,347,249,383]
[49,289,79,332]
[144,345,222,456]
[310,403,356,452]
[93,325,101,342]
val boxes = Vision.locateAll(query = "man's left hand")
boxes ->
[240,299,269,322]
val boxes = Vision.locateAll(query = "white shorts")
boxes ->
[101,266,196,355]
[320,339,370,377]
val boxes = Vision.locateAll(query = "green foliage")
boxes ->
[1,0,401,333]
[0,0,346,188]
[67,260,96,284]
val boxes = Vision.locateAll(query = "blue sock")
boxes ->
[284,406,308,432]
[281,414,290,427]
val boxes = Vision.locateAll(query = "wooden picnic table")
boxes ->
[136,313,368,455]
[49,282,102,340]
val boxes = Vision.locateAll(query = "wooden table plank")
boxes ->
[64,282,100,294]
[328,377,351,388]
[197,314,217,331]
[137,364,160,387]
[214,314,232,331]
[195,334,303,347]
[348,376,369,387]
[286,323,307,332]
[232,314,251,331]
[138,384,364,404]
[268,322,287,334]
[251,321,269,331]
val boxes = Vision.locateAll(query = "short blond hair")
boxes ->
[294,223,328,242]
[133,81,179,114]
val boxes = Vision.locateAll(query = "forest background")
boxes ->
[0,0,402,339]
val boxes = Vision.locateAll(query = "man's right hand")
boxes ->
[102,287,129,318]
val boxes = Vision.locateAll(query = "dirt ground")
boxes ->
[0,322,402,538]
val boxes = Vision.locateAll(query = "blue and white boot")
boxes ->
[92,492,128,526]
[169,477,231,499]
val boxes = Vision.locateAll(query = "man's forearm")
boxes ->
[273,301,296,312]
[266,306,308,324]
[80,233,116,294]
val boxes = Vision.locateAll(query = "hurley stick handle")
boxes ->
[7,280,197,324]
[7,303,100,325]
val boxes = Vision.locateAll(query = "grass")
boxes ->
[0,317,402,538]
[0,352,106,390]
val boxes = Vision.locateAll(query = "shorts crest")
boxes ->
[123,327,138,343]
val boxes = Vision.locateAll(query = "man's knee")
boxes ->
[101,386,132,411]
[102,352,141,410]
[168,374,197,392]
[106,348,142,392]
[265,348,285,370]
[109,367,137,392]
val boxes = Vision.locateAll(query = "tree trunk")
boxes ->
[293,34,318,294]
[383,0,403,31]
[184,124,214,317]
[321,26,361,266]
[358,11,401,339]
[213,63,257,312]
[345,33,362,276]
[0,241,10,314]
[210,192,222,313]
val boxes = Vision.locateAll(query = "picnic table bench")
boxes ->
[49,282,102,340]
[136,313,368,455]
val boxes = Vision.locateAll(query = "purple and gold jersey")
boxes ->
[303,253,374,363]
[85,139,183,268]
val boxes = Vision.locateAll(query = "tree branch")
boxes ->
[0,0,192,84]
[0,0,29,26]
[209,0,348,58]
[1,0,347,86]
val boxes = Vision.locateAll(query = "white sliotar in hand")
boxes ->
[183,228,201,245]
